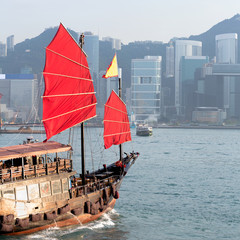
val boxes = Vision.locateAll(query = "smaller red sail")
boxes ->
[104,90,131,149]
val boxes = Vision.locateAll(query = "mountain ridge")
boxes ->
[1,14,240,90]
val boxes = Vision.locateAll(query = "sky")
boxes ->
[1,0,240,45]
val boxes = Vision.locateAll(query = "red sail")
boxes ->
[104,90,131,149]
[42,23,97,140]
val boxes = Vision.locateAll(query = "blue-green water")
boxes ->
[1,128,240,240]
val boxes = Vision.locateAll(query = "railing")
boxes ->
[70,174,119,198]
[0,159,72,183]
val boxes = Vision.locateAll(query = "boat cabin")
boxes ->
[0,141,73,183]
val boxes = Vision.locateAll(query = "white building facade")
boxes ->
[215,33,238,64]
[131,56,162,123]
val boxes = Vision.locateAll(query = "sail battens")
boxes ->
[104,131,131,138]
[46,48,89,70]
[42,92,96,98]
[105,105,128,115]
[43,23,97,140]
[43,72,93,82]
[42,103,97,122]
[103,120,130,124]
[104,90,131,149]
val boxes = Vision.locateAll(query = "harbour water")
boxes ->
[1,127,240,240]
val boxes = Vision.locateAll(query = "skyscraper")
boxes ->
[0,42,7,57]
[131,56,161,123]
[215,33,239,118]
[83,32,99,98]
[102,37,121,50]
[166,44,174,78]
[180,56,209,120]
[215,33,238,64]
[7,35,14,53]
[174,40,202,115]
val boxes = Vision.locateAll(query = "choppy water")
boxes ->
[1,128,240,240]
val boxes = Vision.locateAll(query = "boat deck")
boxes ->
[0,158,72,184]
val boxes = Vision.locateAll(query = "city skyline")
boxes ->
[1,0,239,45]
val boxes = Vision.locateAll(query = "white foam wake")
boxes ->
[25,209,120,239]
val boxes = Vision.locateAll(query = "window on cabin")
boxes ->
[62,178,69,193]
[16,186,28,201]
[3,189,15,199]
[40,182,51,197]
[52,180,61,194]
[28,183,40,200]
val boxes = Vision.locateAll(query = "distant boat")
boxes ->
[0,24,139,235]
[136,124,153,136]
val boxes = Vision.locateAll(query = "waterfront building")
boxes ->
[198,63,240,120]
[174,40,202,116]
[102,37,121,50]
[166,44,174,78]
[180,56,209,120]
[0,42,7,57]
[215,33,239,119]
[215,33,238,64]
[83,32,99,99]
[7,35,14,53]
[192,107,226,124]
[131,56,161,123]
[0,74,38,122]
[98,70,119,118]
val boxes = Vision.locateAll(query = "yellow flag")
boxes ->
[102,54,118,78]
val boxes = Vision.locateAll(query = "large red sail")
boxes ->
[42,24,97,140]
[104,90,131,149]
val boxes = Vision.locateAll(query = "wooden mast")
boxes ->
[118,68,123,162]
[79,33,86,187]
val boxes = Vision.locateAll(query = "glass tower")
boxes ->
[131,56,161,123]
[174,40,202,115]
[215,33,239,118]
[83,33,99,98]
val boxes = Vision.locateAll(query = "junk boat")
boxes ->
[0,24,139,235]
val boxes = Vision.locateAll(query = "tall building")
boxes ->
[7,35,14,53]
[179,56,209,120]
[0,74,38,122]
[174,40,202,115]
[0,42,7,57]
[98,70,119,118]
[215,33,239,118]
[83,32,99,99]
[166,44,174,78]
[102,37,121,50]
[131,56,161,123]
[215,33,238,64]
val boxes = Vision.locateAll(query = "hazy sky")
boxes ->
[1,0,240,45]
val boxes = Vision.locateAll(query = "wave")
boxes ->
[24,210,119,240]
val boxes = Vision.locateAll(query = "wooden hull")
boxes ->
[7,198,116,236]
[0,173,122,235]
